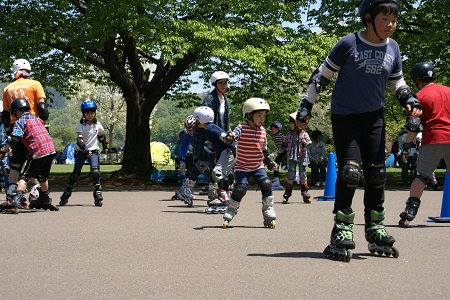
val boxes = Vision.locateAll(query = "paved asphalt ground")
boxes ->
[1,186,449,300]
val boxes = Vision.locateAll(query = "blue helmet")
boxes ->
[80,99,97,112]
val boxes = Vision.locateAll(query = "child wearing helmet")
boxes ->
[202,71,231,132]
[297,0,419,261]
[3,58,50,207]
[267,121,286,190]
[222,98,277,228]
[0,98,58,213]
[174,107,235,211]
[398,62,450,227]
[59,99,109,207]
[280,113,312,204]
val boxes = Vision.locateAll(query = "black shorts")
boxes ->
[22,153,56,181]
[10,140,28,165]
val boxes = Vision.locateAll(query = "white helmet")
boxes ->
[12,59,31,77]
[242,98,270,118]
[210,71,230,85]
[193,106,214,124]
[289,112,297,120]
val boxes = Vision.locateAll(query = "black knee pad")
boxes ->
[258,177,272,193]
[70,171,80,182]
[367,163,386,188]
[415,172,430,185]
[340,160,362,189]
[37,175,47,183]
[231,184,247,200]
[90,168,101,180]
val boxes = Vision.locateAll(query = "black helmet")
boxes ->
[411,62,436,81]
[359,0,398,22]
[10,98,31,114]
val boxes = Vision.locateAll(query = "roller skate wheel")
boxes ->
[282,198,288,204]
[391,246,400,258]
[343,249,352,262]
[223,220,229,228]
[264,220,276,229]
[398,218,410,228]
[95,201,103,207]
[171,195,178,200]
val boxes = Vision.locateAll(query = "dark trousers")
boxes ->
[332,109,386,221]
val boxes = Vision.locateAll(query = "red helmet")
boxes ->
[184,115,196,130]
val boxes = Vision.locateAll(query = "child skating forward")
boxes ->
[281,112,312,204]
[0,98,58,213]
[59,99,108,207]
[223,98,277,228]
[296,0,421,261]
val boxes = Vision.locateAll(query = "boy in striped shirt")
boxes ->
[223,98,277,229]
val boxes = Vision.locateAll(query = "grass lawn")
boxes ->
[49,162,447,188]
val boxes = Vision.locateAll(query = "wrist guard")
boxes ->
[297,99,313,123]
[77,137,86,150]
[396,85,422,109]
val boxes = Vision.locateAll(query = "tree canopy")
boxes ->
[1,0,449,178]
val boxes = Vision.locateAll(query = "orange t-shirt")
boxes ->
[2,77,46,123]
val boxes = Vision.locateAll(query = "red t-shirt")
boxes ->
[417,83,450,145]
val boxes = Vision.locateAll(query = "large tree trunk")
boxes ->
[120,91,154,178]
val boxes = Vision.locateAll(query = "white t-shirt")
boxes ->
[75,121,104,151]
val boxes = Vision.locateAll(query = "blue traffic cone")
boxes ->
[428,169,450,223]
[317,152,337,201]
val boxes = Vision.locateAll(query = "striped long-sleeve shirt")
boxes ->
[233,122,268,172]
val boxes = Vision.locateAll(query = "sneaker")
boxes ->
[272,178,284,190]
[315,182,320,187]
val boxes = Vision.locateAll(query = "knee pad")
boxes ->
[227,172,235,182]
[211,165,224,182]
[231,184,247,200]
[415,172,430,185]
[367,163,386,188]
[258,178,272,193]
[70,171,81,182]
[10,164,22,173]
[195,160,210,173]
[37,175,47,183]
[340,160,362,189]
[90,168,101,180]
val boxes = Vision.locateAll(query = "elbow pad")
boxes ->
[37,102,49,121]
[296,99,313,123]
[77,137,86,150]
[396,86,422,109]
[1,110,11,128]
[308,68,331,93]
[8,136,20,148]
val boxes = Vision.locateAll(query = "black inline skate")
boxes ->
[300,183,311,204]
[30,189,59,211]
[93,184,103,207]
[365,210,399,258]
[282,183,293,204]
[59,184,74,206]
[323,210,355,262]
[398,197,421,228]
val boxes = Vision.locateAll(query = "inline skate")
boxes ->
[30,188,59,211]
[323,210,356,262]
[175,179,195,206]
[262,196,276,228]
[398,197,421,228]
[223,199,240,228]
[93,184,103,207]
[282,183,293,203]
[59,184,73,206]
[205,189,228,214]
[271,177,284,190]
[300,183,311,204]
[365,210,399,258]
[0,190,24,214]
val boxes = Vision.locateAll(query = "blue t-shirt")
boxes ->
[325,32,403,115]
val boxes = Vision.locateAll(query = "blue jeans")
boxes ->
[235,168,272,198]
[68,151,101,186]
